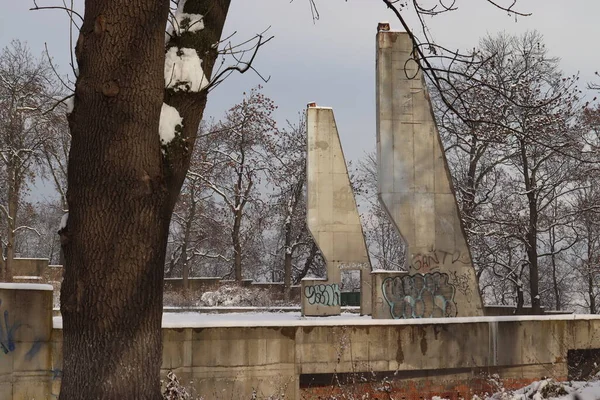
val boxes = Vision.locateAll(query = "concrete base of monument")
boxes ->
[2,284,596,400]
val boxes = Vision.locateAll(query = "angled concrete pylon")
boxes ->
[302,104,372,316]
[375,24,484,318]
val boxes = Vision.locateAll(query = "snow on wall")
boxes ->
[0,282,53,291]
[52,311,600,330]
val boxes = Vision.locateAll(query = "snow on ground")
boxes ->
[478,378,600,400]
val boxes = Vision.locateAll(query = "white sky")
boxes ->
[1,0,599,164]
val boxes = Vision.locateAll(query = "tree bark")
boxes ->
[5,168,18,281]
[59,0,230,398]
[520,139,541,315]
[232,208,243,281]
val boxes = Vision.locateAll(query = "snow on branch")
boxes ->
[159,103,184,146]
[164,47,209,92]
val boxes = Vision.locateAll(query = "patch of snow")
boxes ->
[164,47,208,92]
[200,285,266,307]
[583,143,592,152]
[63,97,74,114]
[159,103,183,145]
[0,282,53,291]
[51,312,600,330]
[59,212,68,231]
[13,276,43,280]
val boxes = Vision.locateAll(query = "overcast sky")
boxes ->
[1,0,599,165]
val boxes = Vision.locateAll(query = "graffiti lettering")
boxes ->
[382,272,457,319]
[449,271,472,298]
[411,249,469,273]
[412,253,440,272]
[304,284,341,306]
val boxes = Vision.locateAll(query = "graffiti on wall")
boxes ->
[449,271,473,298]
[410,249,469,273]
[0,299,42,359]
[304,283,341,307]
[0,299,18,354]
[382,272,457,319]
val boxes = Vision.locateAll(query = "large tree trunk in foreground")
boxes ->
[60,0,230,398]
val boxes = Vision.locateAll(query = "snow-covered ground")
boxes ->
[475,378,600,400]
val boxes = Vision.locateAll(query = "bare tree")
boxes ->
[268,116,324,298]
[439,32,583,313]
[354,151,405,270]
[0,40,62,280]
[190,87,277,281]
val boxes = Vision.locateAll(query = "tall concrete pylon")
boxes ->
[376,24,484,318]
[302,104,372,317]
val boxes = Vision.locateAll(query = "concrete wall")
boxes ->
[0,283,54,400]
[303,105,372,316]
[376,25,484,317]
[11,258,49,279]
[4,286,600,399]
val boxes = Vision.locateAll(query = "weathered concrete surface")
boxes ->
[303,105,372,316]
[376,27,484,317]
[3,286,600,399]
[11,258,49,278]
[0,284,54,400]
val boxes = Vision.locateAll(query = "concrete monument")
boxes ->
[302,104,372,316]
[375,24,484,318]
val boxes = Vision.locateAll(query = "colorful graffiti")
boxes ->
[304,283,341,307]
[382,273,457,319]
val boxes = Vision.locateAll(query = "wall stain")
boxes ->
[279,327,296,341]
[303,326,315,335]
[396,335,405,364]
[419,328,428,355]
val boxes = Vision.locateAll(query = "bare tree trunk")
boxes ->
[60,2,170,398]
[515,284,525,313]
[180,194,196,291]
[294,242,320,284]
[232,211,242,281]
[549,224,561,311]
[589,269,596,314]
[283,250,292,300]
[5,168,18,281]
[59,0,230,398]
[588,231,596,314]
[520,139,541,314]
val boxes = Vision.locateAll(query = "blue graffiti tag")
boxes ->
[382,272,458,319]
[0,299,42,358]
[304,283,341,306]
[0,300,18,354]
